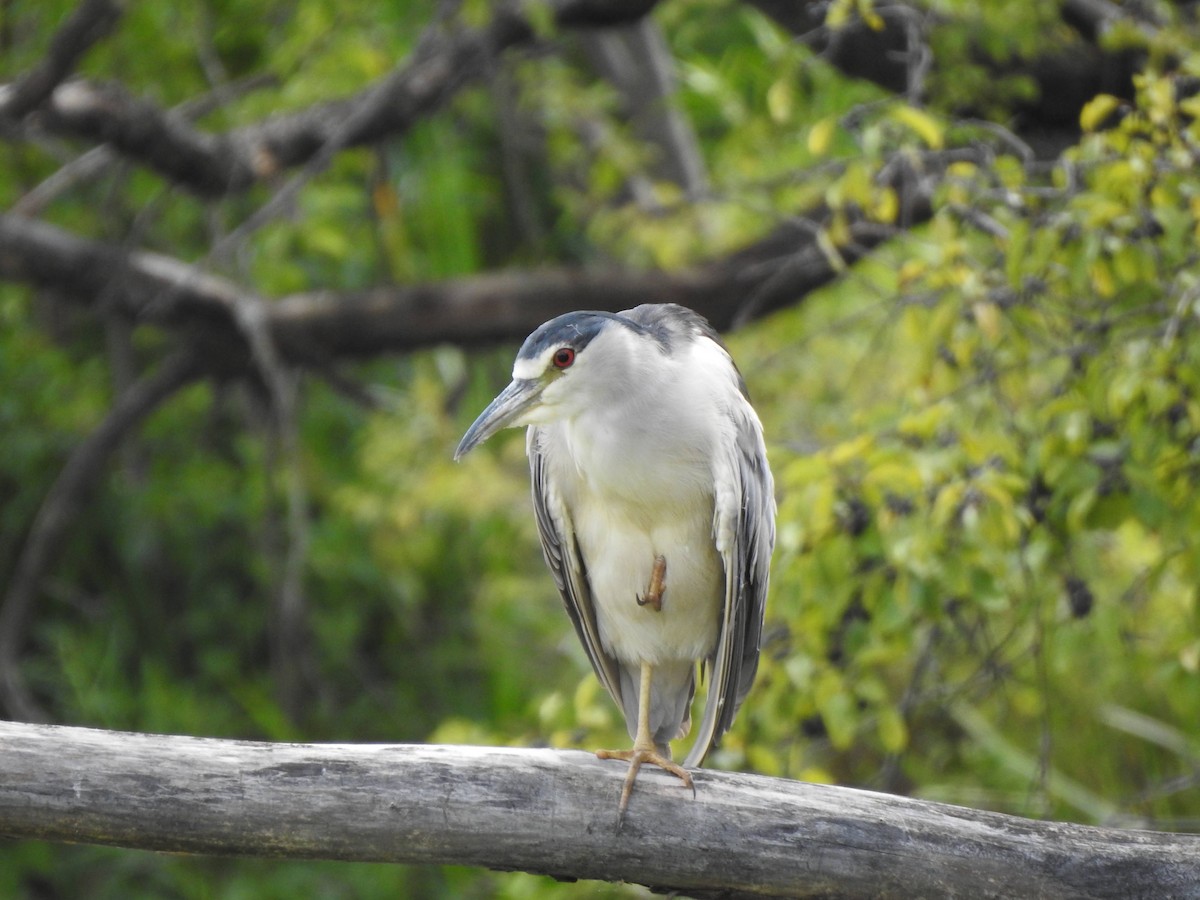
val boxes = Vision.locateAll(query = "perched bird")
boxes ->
[455,303,775,816]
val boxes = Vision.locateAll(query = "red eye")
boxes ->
[552,347,575,369]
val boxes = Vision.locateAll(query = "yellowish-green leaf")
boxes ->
[1090,258,1116,298]
[798,766,836,785]
[972,300,1002,341]
[931,482,966,527]
[890,104,944,149]
[522,0,556,37]
[878,706,909,753]
[825,0,855,29]
[897,404,947,441]
[767,78,794,123]
[819,690,858,750]
[828,433,873,465]
[817,226,849,270]
[746,743,784,776]
[808,116,837,156]
[872,186,899,224]
[1080,94,1122,132]
[1180,641,1200,674]
[1067,484,1098,531]
[1005,218,1029,289]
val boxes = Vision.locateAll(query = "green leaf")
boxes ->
[890,104,945,149]
[1080,94,1123,132]
[878,706,909,753]
[808,116,837,156]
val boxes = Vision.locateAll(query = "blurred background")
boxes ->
[3,0,1200,896]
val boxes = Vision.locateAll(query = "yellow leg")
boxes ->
[595,660,695,821]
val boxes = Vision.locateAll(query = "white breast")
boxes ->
[546,335,737,665]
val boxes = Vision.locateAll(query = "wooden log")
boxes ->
[0,721,1196,898]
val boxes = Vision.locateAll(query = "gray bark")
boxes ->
[0,721,1196,899]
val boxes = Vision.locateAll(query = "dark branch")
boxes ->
[0,156,933,358]
[0,213,248,329]
[7,0,661,196]
[11,73,277,218]
[0,0,123,120]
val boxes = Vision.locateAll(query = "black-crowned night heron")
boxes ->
[455,303,775,816]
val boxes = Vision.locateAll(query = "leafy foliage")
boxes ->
[3,0,1200,896]
[742,68,1200,824]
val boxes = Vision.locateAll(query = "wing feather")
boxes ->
[684,386,775,768]
[527,426,624,708]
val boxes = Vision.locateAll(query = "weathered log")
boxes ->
[0,721,1196,898]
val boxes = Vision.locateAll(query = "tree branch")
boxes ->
[580,17,709,201]
[0,0,123,120]
[5,0,661,196]
[0,154,932,359]
[0,722,1195,899]
[0,213,253,331]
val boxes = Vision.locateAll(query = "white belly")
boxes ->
[570,479,724,666]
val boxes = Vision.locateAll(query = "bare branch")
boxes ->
[0,155,932,358]
[0,213,257,334]
[10,145,115,217]
[581,17,709,202]
[0,722,1196,899]
[257,371,314,725]
[6,0,661,196]
[12,73,277,217]
[0,0,123,119]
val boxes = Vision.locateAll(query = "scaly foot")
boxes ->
[596,744,695,821]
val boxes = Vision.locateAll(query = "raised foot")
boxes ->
[636,554,667,612]
[595,746,695,820]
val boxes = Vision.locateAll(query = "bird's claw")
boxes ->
[596,744,695,829]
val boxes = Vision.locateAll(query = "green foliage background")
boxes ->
[3,0,1200,896]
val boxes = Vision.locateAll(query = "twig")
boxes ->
[259,368,315,726]
[12,73,277,217]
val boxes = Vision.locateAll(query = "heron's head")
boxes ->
[454,310,661,459]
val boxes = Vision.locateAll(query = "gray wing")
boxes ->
[683,396,776,768]
[527,426,625,709]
